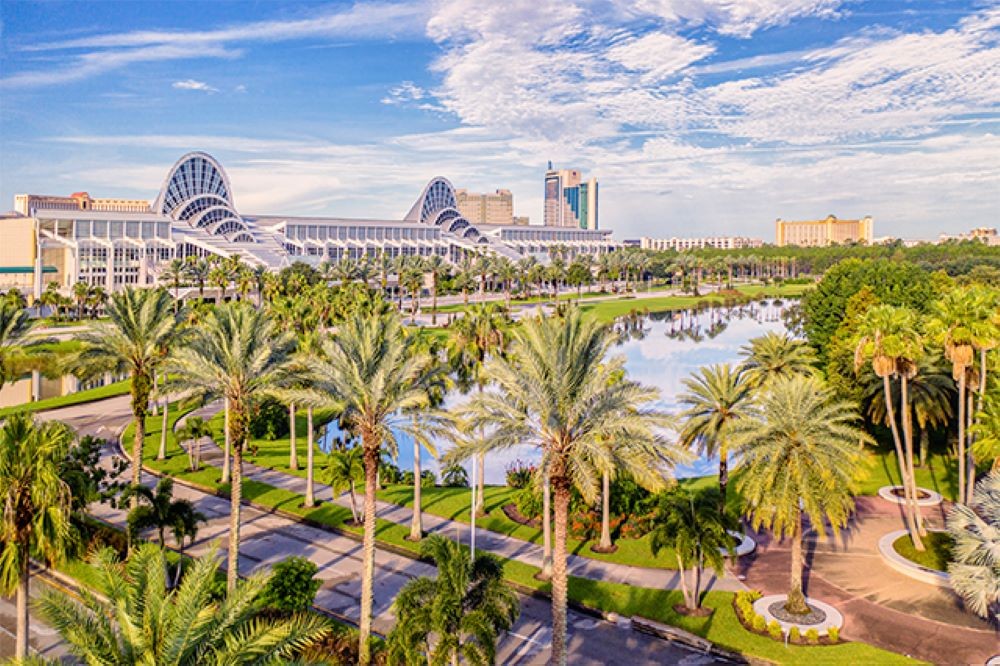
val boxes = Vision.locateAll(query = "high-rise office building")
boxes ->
[455,188,514,226]
[544,164,598,229]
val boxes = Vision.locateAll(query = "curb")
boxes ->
[876,485,943,507]
[876,529,951,588]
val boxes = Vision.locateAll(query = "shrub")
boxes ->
[514,487,542,519]
[788,626,801,642]
[747,590,763,602]
[441,463,468,488]
[505,460,535,489]
[751,614,766,632]
[806,628,820,644]
[379,461,401,485]
[767,620,783,640]
[827,626,840,643]
[258,556,321,614]
[401,470,436,488]
[249,398,289,440]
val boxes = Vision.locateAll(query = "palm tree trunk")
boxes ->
[957,371,967,504]
[785,510,809,615]
[289,403,298,470]
[348,482,359,523]
[551,475,570,666]
[157,399,170,460]
[131,376,149,508]
[222,398,231,484]
[675,554,694,609]
[15,547,28,659]
[718,446,729,517]
[410,436,422,540]
[967,391,976,503]
[883,374,923,549]
[305,407,315,508]
[540,475,552,580]
[598,470,612,551]
[431,282,438,326]
[359,440,379,666]
[919,427,928,468]
[227,403,245,592]
[901,376,925,537]
[475,452,485,516]
[693,552,704,609]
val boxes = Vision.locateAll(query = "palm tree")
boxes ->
[73,287,180,497]
[407,334,448,542]
[447,311,686,665]
[402,259,425,323]
[120,477,206,549]
[0,412,76,659]
[289,311,440,665]
[649,487,737,611]
[184,257,210,301]
[964,285,1000,500]
[175,415,214,471]
[208,264,230,302]
[37,543,330,664]
[854,304,925,548]
[166,302,295,591]
[946,470,999,620]
[326,446,364,524]
[0,301,36,389]
[739,331,817,386]
[677,363,752,514]
[387,535,519,665]
[731,374,871,615]
[72,281,90,320]
[163,258,187,310]
[295,330,324,508]
[424,255,448,326]
[447,303,509,516]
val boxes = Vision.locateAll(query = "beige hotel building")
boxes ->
[775,215,874,247]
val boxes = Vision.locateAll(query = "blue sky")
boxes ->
[1,0,997,241]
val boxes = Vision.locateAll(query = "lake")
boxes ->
[320,299,794,485]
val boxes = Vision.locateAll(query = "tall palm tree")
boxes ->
[424,254,448,326]
[72,281,90,320]
[184,257,210,301]
[326,446,364,524]
[290,311,440,665]
[854,304,925,547]
[649,487,737,611]
[739,331,817,387]
[447,311,686,665]
[73,287,180,496]
[37,543,330,664]
[163,258,187,310]
[387,535,519,665]
[946,470,1000,620]
[0,301,36,389]
[677,363,753,514]
[731,374,871,615]
[166,302,295,591]
[964,285,1000,499]
[407,334,448,542]
[0,412,76,659]
[447,303,509,516]
[295,330,324,508]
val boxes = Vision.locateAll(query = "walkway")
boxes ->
[33,396,717,666]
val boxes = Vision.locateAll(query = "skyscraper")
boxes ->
[544,163,598,229]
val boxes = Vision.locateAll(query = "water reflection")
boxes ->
[319,301,795,484]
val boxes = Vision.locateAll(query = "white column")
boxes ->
[106,245,115,292]
[33,221,43,304]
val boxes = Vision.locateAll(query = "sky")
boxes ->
[1,1,997,241]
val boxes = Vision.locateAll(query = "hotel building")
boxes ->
[775,215,874,247]
[455,188,515,226]
[639,236,764,251]
[544,165,598,229]
[1,152,616,298]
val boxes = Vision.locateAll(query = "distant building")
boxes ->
[512,215,530,226]
[775,215,873,247]
[939,227,1000,246]
[639,236,764,251]
[455,188,514,226]
[544,164,598,229]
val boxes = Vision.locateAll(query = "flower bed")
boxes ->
[732,591,842,645]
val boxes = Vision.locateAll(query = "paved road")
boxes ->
[36,396,719,665]
[0,578,70,661]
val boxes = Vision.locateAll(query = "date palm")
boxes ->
[163,258,187,310]
[387,535,519,665]
[946,470,1000,620]
[0,301,36,389]
[649,487,737,611]
[739,331,817,386]
[326,446,364,524]
[165,302,295,591]
[731,374,871,615]
[37,543,330,664]
[677,363,753,514]
[72,287,180,497]
[184,258,210,301]
[424,254,448,325]
[446,311,686,665]
[0,412,76,660]
[289,311,441,665]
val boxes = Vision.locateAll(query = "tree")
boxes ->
[72,281,90,320]
[442,463,469,487]
[0,301,36,389]
[447,311,685,665]
[731,374,871,615]
[37,543,330,664]
[649,488,737,611]
[0,413,76,659]
[425,255,448,326]
[72,287,180,499]
[387,535,519,666]
[946,470,1000,621]
[677,363,752,514]
[166,302,295,591]
[120,477,206,550]
[184,257,210,301]
[163,258,187,310]
[739,331,817,387]
[854,303,926,548]
[327,446,364,524]
[175,415,215,471]
[258,556,322,615]
[290,311,441,665]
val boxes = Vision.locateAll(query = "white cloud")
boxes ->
[172,79,218,93]
[624,0,847,38]
[381,81,427,105]
[605,32,715,81]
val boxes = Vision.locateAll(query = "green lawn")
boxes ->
[858,451,959,501]
[0,378,130,418]
[892,532,953,572]
[129,406,914,666]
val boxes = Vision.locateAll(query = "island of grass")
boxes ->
[892,531,953,572]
